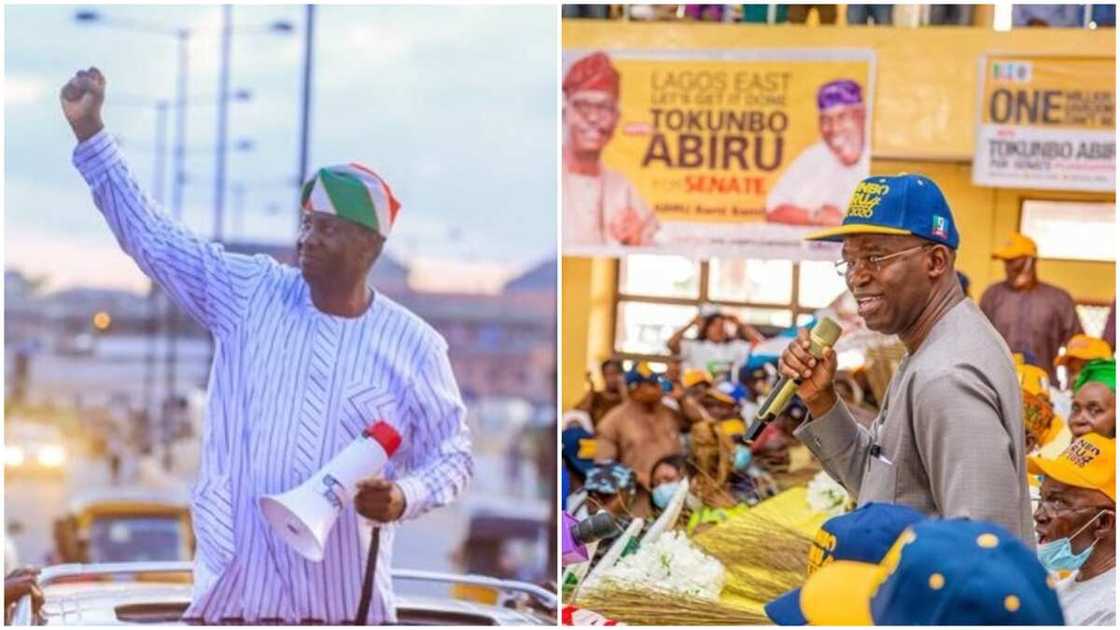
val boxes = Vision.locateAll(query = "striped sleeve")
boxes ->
[72,130,270,339]
[395,344,474,521]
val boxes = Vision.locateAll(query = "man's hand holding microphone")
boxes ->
[744,318,842,442]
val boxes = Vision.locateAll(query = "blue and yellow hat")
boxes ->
[798,519,1064,625]
[625,361,667,389]
[764,502,925,625]
[806,174,960,250]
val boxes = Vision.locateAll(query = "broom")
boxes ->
[574,579,770,626]
[692,508,814,603]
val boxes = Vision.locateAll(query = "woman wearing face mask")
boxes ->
[648,455,696,526]
[1028,433,1116,625]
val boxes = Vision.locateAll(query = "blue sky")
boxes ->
[5,5,558,293]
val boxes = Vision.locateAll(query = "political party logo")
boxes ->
[932,215,948,239]
[846,180,890,219]
[992,61,1032,83]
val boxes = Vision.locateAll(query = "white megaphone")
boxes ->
[259,420,401,562]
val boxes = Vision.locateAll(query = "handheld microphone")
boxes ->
[562,511,621,566]
[744,317,841,442]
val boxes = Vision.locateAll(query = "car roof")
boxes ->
[37,581,550,625]
[18,563,554,626]
[67,487,190,515]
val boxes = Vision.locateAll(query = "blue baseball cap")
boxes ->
[805,174,960,250]
[625,361,665,388]
[764,502,925,625]
[799,519,1064,625]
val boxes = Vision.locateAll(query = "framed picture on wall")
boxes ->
[1019,199,1116,262]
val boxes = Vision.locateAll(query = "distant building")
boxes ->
[5,250,557,409]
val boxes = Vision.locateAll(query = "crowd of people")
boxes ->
[562,3,1116,28]
[562,173,1116,624]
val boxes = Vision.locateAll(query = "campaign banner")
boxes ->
[972,55,1115,192]
[561,49,875,260]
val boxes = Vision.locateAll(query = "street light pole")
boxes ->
[164,27,190,469]
[214,5,232,244]
[296,3,315,228]
[143,100,170,445]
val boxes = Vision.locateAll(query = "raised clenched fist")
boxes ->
[60,67,106,142]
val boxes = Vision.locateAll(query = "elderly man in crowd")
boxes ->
[981,232,1083,382]
[780,174,1033,543]
[1029,433,1116,625]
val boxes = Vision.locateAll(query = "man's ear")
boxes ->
[927,244,953,280]
[1093,510,1116,538]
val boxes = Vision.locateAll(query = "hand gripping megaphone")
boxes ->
[259,421,401,562]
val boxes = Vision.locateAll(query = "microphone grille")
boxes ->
[811,317,842,347]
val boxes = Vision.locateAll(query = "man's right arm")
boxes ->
[778,326,873,495]
[793,399,872,495]
[63,68,270,338]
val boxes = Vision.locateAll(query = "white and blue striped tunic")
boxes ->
[73,131,474,624]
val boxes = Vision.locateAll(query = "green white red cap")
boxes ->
[301,163,401,237]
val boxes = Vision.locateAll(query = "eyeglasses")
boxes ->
[1036,499,1113,516]
[834,243,931,277]
[568,99,618,120]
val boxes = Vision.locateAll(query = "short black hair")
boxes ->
[696,313,723,341]
[601,358,623,373]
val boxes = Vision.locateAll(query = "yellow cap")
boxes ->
[1016,363,1052,400]
[682,368,713,388]
[800,560,884,625]
[1027,433,1115,502]
[991,233,1037,260]
[1055,335,1113,366]
[719,419,747,436]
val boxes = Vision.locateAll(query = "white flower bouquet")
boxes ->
[584,530,725,601]
[806,470,852,517]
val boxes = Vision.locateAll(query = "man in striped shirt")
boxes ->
[61,67,474,624]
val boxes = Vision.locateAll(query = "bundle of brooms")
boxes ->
[574,579,769,625]
[574,510,814,625]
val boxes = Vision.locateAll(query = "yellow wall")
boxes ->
[562,22,1116,408]
[562,257,618,408]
